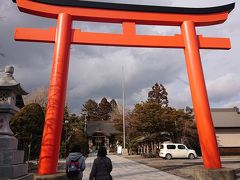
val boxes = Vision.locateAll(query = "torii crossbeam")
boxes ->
[13,0,235,175]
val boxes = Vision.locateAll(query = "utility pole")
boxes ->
[27,133,32,166]
[84,114,87,136]
[64,120,69,158]
[122,66,126,149]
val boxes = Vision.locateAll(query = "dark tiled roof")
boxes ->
[186,107,240,128]
[211,108,240,128]
[86,120,120,136]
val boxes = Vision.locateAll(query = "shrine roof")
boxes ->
[87,120,120,136]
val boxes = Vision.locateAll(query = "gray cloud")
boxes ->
[0,0,239,113]
[207,73,240,103]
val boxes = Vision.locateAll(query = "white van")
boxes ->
[159,143,197,160]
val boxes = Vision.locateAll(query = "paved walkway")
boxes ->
[82,154,184,180]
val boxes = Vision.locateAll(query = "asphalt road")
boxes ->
[125,155,240,179]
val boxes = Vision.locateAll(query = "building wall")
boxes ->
[216,132,240,147]
[215,128,240,155]
[219,147,240,155]
[216,128,240,147]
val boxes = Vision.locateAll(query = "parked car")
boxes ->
[159,143,197,160]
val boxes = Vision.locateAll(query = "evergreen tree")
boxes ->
[169,108,199,151]
[69,130,89,156]
[112,109,123,132]
[61,106,85,158]
[98,97,111,121]
[10,103,45,160]
[82,99,100,121]
[110,99,118,112]
[129,102,167,137]
[148,83,168,107]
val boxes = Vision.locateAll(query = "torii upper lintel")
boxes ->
[15,0,234,26]
[30,0,235,14]
[13,0,235,176]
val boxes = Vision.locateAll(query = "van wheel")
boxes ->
[189,153,195,160]
[165,153,172,160]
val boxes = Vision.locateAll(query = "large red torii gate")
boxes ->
[13,0,235,175]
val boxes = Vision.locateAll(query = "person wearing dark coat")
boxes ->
[89,146,113,180]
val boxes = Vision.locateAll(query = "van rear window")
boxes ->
[160,145,164,149]
[178,145,186,149]
[167,145,176,149]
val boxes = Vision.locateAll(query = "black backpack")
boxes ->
[66,157,81,177]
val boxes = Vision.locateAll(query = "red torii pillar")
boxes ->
[13,0,235,174]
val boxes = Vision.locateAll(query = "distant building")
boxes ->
[211,107,240,155]
[87,120,120,151]
[186,107,240,155]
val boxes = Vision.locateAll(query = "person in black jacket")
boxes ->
[89,146,113,180]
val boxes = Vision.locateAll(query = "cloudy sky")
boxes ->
[0,0,239,114]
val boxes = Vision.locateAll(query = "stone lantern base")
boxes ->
[0,135,33,179]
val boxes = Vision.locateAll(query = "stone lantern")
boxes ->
[0,65,33,179]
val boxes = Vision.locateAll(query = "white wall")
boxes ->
[216,132,240,147]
